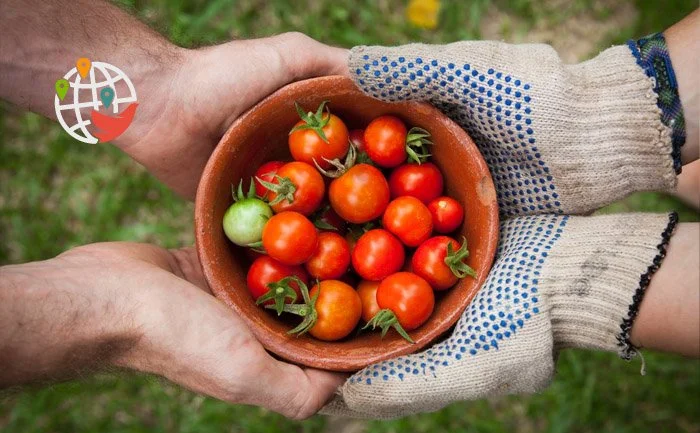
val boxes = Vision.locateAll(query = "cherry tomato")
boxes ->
[356,280,381,323]
[352,229,405,281]
[329,164,390,224]
[246,256,308,304]
[382,196,433,247]
[264,161,325,216]
[308,280,362,341]
[289,102,349,169]
[364,115,407,167]
[412,236,474,290]
[428,196,464,233]
[305,232,351,280]
[254,161,285,199]
[262,211,318,265]
[377,272,434,330]
[348,129,366,152]
[388,162,444,204]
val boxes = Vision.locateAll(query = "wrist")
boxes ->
[0,253,142,386]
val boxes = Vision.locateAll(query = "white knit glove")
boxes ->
[323,40,683,419]
[349,41,678,217]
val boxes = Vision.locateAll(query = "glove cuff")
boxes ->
[544,212,678,357]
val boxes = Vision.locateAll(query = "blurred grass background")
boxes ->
[1,0,698,432]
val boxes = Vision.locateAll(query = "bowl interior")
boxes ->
[195,76,498,371]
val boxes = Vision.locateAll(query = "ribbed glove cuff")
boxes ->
[544,212,678,357]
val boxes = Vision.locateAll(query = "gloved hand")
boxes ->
[323,36,683,418]
[348,39,681,217]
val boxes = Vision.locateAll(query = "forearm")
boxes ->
[666,10,699,164]
[631,223,700,357]
[0,255,139,386]
[0,0,183,147]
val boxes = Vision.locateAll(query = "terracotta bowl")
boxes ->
[195,76,498,372]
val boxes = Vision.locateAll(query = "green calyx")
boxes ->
[346,220,376,241]
[289,100,331,143]
[405,127,432,164]
[264,276,319,336]
[362,309,414,343]
[231,177,257,202]
[445,237,477,279]
[255,175,297,206]
[256,276,300,315]
[312,205,337,231]
[313,142,357,178]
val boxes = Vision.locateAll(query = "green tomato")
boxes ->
[223,197,272,246]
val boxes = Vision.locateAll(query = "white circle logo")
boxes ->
[54,60,138,144]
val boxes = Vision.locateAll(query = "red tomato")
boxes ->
[262,211,318,265]
[356,280,381,323]
[254,161,285,199]
[305,232,351,280]
[382,196,433,247]
[246,256,308,304]
[364,115,408,167]
[266,161,325,216]
[428,196,464,233]
[412,236,473,290]
[308,280,362,341]
[289,102,349,169]
[349,129,366,152]
[352,229,405,281]
[377,272,434,330]
[329,164,390,224]
[388,163,444,204]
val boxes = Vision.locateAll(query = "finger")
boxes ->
[264,32,350,83]
[246,355,347,420]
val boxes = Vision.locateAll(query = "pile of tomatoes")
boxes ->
[222,101,475,343]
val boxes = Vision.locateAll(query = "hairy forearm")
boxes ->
[0,256,140,387]
[0,0,183,146]
[631,223,700,357]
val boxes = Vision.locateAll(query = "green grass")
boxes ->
[1,0,698,432]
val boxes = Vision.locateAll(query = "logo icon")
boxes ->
[54,58,138,144]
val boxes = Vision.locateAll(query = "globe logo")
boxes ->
[54,58,138,144]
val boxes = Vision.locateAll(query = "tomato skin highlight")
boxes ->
[376,272,434,330]
[262,211,318,265]
[305,232,351,280]
[308,280,362,341]
[246,256,308,304]
[411,236,462,290]
[254,161,285,199]
[356,280,381,323]
[388,162,444,204]
[382,196,433,247]
[289,114,349,169]
[364,115,408,167]
[266,161,325,216]
[352,229,405,281]
[329,164,390,224]
[428,196,464,233]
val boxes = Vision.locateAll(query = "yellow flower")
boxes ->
[406,0,441,29]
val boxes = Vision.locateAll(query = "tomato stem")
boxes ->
[289,101,331,143]
[264,276,319,336]
[256,276,300,315]
[256,175,297,206]
[232,178,258,202]
[313,143,357,178]
[362,309,414,343]
[445,237,477,279]
[405,127,432,164]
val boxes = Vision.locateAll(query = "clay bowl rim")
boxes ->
[195,75,499,372]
